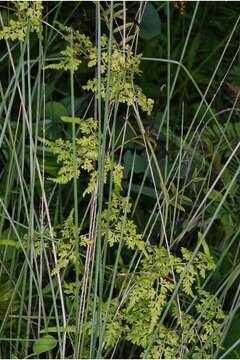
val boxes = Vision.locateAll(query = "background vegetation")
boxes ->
[0,1,240,359]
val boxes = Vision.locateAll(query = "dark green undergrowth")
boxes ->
[0,1,240,359]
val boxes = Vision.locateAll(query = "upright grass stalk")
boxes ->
[90,3,114,357]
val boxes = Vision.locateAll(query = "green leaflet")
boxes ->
[0,239,20,248]
[83,245,224,357]
[0,2,43,41]
[45,24,154,114]
[33,335,57,355]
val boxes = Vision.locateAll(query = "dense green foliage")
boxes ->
[0,1,240,359]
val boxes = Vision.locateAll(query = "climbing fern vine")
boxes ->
[0,2,228,358]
